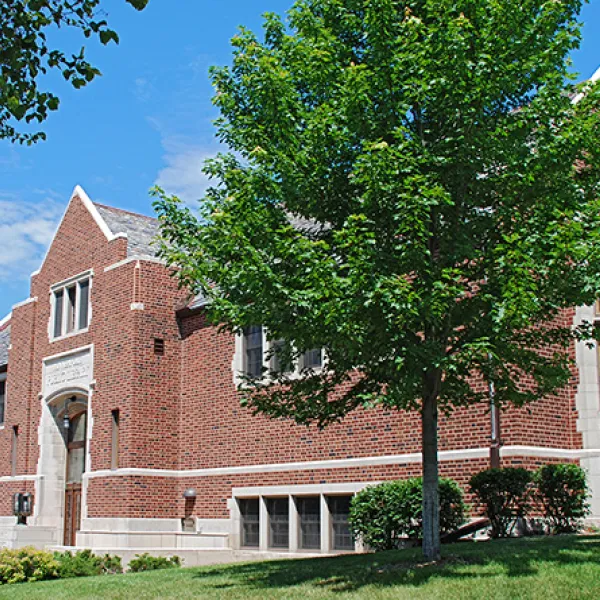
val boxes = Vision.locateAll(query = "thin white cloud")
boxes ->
[0,194,63,283]
[154,136,220,207]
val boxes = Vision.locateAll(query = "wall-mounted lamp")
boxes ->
[62,396,77,430]
[183,488,197,499]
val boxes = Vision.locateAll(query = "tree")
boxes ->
[1,0,148,144]
[153,0,600,561]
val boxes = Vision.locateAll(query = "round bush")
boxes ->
[469,467,533,538]
[348,477,466,551]
[535,463,590,533]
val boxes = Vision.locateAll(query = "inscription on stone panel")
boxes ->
[44,349,92,398]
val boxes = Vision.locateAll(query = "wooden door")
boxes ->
[64,484,82,547]
[64,411,87,547]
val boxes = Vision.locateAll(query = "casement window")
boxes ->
[243,326,264,379]
[239,498,260,548]
[51,273,91,340]
[300,348,323,371]
[297,496,321,550]
[328,496,355,550]
[0,378,5,426]
[239,326,324,381]
[267,497,290,549]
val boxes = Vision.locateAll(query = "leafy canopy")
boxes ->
[154,0,600,426]
[1,0,148,144]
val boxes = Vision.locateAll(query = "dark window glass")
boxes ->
[329,496,354,550]
[0,380,5,425]
[53,290,64,338]
[302,348,323,370]
[66,285,77,333]
[267,498,289,549]
[244,326,263,378]
[78,279,90,330]
[297,497,321,550]
[239,499,260,548]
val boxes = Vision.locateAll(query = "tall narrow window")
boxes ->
[267,497,289,549]
[329,496,354,550]
[297,496,321,550]
[53,289,64,338]
[239,498,260,548]
[244,326,263,378]
[78,279,90,330]
[111,410,120,470]
[66,285,77,334]
[51,274,91,339]
[0,380,5,426]
[11,426,18,477]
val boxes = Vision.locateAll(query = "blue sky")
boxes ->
[0,0,599,319]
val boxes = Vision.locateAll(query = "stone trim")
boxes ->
[84,445,598,481]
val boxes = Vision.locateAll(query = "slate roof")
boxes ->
[0,325,10,369]
[94,203,160,258]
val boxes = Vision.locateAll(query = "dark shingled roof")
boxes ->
[94,203,160,258]
[0,325,10,369]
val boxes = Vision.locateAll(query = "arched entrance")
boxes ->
[62,398,88,546]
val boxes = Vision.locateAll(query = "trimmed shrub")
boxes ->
[54,549,122,578]
[470,467,533,538]
[348,477,466,551]
[0,547,59,584]
[536,463,590,533]
[128,553,181,572]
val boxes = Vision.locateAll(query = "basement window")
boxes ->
[239,498,260,548]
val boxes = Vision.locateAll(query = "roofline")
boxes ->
[572,65,600,105]
[0,313,10,329]
[30,185,128,278]
[93,202,157,222]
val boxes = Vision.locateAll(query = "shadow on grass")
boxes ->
[192,535,600,594]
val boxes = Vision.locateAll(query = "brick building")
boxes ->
[0,185,598,558]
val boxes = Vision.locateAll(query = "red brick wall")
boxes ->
[0,193,584,524]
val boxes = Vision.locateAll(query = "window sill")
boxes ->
[50,327,89,344]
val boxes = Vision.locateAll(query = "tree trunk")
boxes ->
[422,381,441,561]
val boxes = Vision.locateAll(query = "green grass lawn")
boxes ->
[1,535,599,599]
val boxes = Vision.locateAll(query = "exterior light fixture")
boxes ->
[183,488,197,499]
[63,396,76,430]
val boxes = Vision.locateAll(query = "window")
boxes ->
[297,496,321,550]
[11,426,18,476]
[329,496,354,550]
[239,327,324,381]
[243,326,264,378]
[0,379,5,426]
[51,274,91,339]
[111,410,120,470]
[239,499,260,548]
[301,348,323,370]
[267,497,289,549]
[270,339,293,375]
